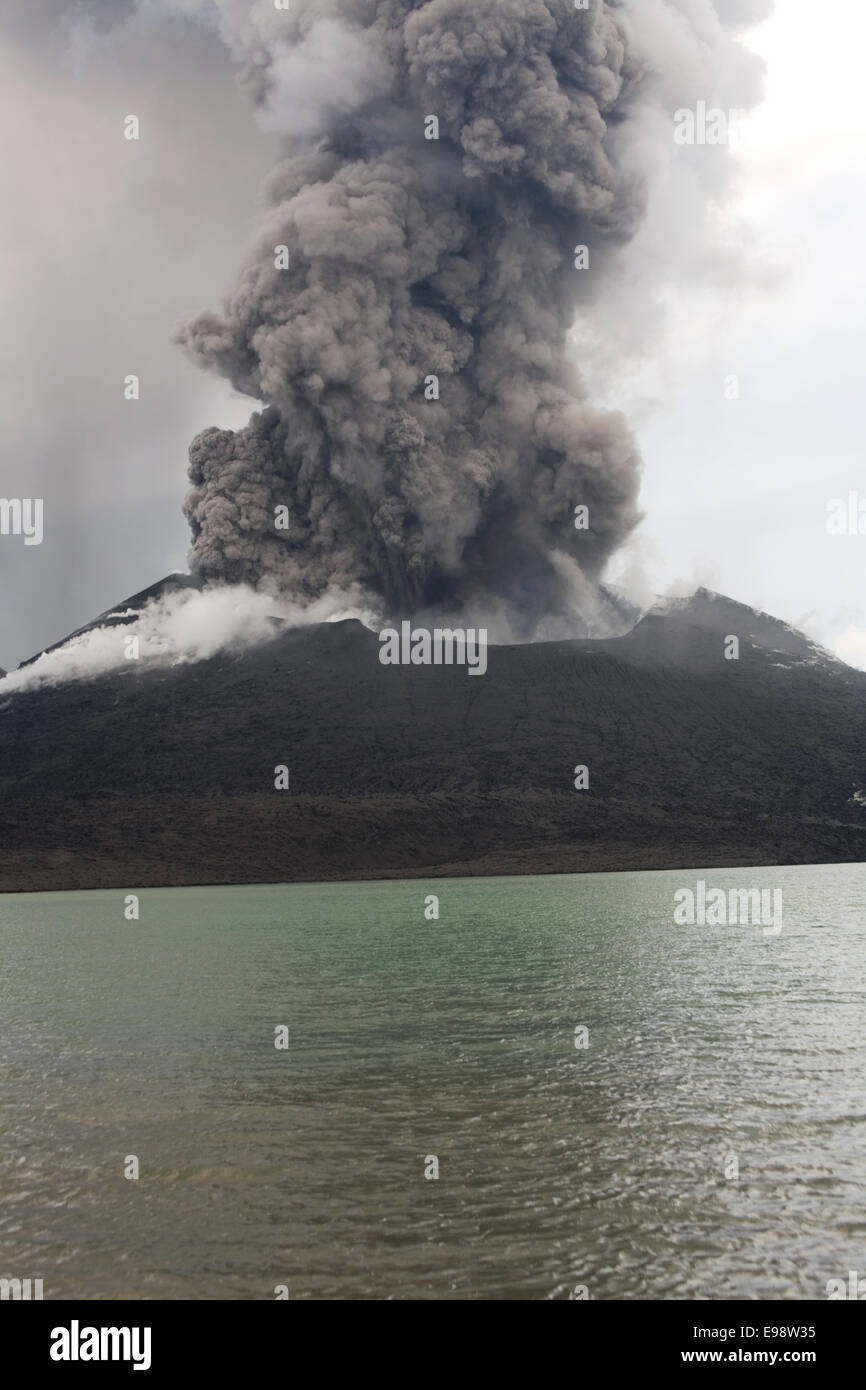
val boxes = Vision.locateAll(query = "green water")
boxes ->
[0,864,864,1300]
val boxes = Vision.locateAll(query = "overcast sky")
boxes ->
[604,0,866,667]
[1,0,864,670]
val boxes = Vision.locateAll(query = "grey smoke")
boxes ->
[164,0,769,635]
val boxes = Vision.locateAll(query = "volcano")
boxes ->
[1,585,864,892]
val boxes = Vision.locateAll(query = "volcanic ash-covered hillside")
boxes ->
[1,587,864,890]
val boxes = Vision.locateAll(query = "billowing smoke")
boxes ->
[172,0,767,637]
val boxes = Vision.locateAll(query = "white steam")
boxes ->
[1,584,379,694]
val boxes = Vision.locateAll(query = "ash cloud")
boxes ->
[5,0,771,664]
[171,0,768,637]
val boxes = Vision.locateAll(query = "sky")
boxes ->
[0,0,864,670]
[603,0,866,666]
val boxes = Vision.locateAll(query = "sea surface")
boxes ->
[0,864,864,1300]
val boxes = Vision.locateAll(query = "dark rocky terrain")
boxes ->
[1,584,865,891]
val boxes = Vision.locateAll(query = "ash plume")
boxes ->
[173,0,767,636]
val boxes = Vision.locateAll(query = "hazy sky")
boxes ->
[0,2,279,668]
[603,0,866,667]
[1,0,863,670]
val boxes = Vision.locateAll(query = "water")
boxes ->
[0,864,864,1300]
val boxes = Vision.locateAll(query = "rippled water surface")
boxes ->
[1,864,864,1299]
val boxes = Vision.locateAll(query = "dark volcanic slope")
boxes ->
[18,572,201,668]
[1,588,865,890]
